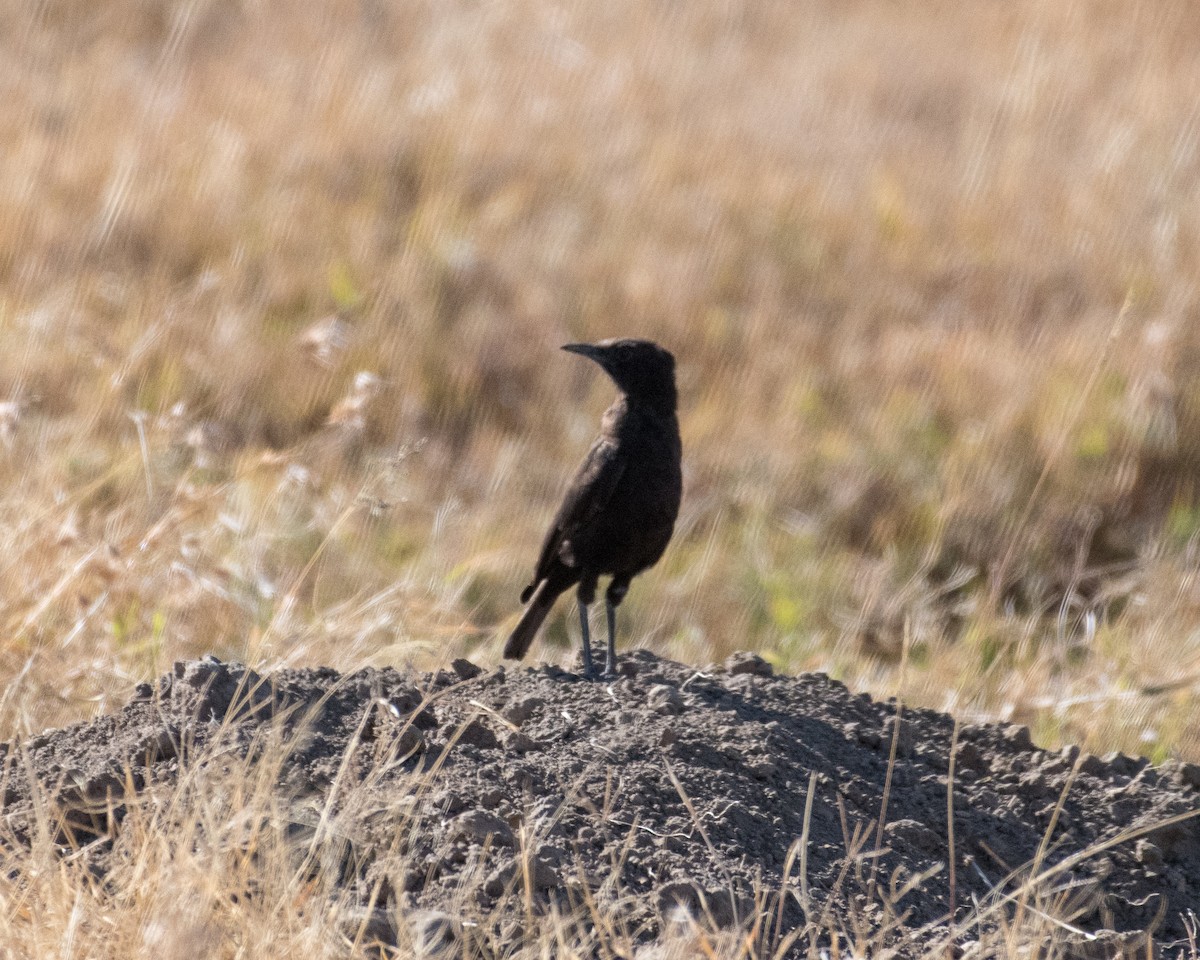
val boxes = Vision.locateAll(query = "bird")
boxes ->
[504,338,682,679]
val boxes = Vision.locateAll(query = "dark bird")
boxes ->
[504,338,682,679]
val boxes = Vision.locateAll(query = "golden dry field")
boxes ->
[3,1,1200,953]
[6,0,1200,754]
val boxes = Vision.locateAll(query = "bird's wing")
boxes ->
[530,435,626,583]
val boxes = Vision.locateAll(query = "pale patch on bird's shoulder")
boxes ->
[600,398,628,436]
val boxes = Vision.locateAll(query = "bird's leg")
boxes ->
[603,578,630,679]
[577,599,595,679]
[603,601,617,678]
[577,578,598,679]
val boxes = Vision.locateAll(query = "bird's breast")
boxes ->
[584,409,681,574]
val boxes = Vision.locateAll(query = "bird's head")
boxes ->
[562,338,677,411]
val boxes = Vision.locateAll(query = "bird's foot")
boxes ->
[579,645,599,681]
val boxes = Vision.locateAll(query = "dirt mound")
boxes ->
[4,651,1199,956]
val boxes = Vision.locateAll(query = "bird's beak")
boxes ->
[561,343,603,362]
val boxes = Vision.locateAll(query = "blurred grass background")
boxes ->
[2,0,1200,762]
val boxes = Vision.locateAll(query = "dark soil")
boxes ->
[4,650,1199,956]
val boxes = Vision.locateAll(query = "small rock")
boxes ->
[483,863,514,898]
[882,714,914,756]
[1135,839,1164,871]
[1077,753,1105,777]
[27,731,55,751]
[1102,751,1144,778]
[852,723,882,749]
[954,741,987,773]
[441,792,470,815]
[455,718,498,749]
[525,856,560,889]
[1147,820,1191,858]
[341,906,397,949]
[480,665,506,687]
[1018,770,1052,797]
[723,652,773,677]
[394,726,425,757]
[448,810,513,847]
[886,818,942,854]
[1107,796,1139,821]
[1178,762,1200,790]
[450,658,482,681]
[406,909,460,957]
[647,684,684,716]
[172,657,272,723]
[140,728,177,762]
[501,697,543,726]
[480,787,505,809]
[502,731,539,753]
[78,768,123,803]
[1002,724,1033,751]
[483,856,559,897]
[369,710,426,756]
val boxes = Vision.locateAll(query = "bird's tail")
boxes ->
[504,579,558,660]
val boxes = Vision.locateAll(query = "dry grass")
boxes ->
[2,0,1200,952]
